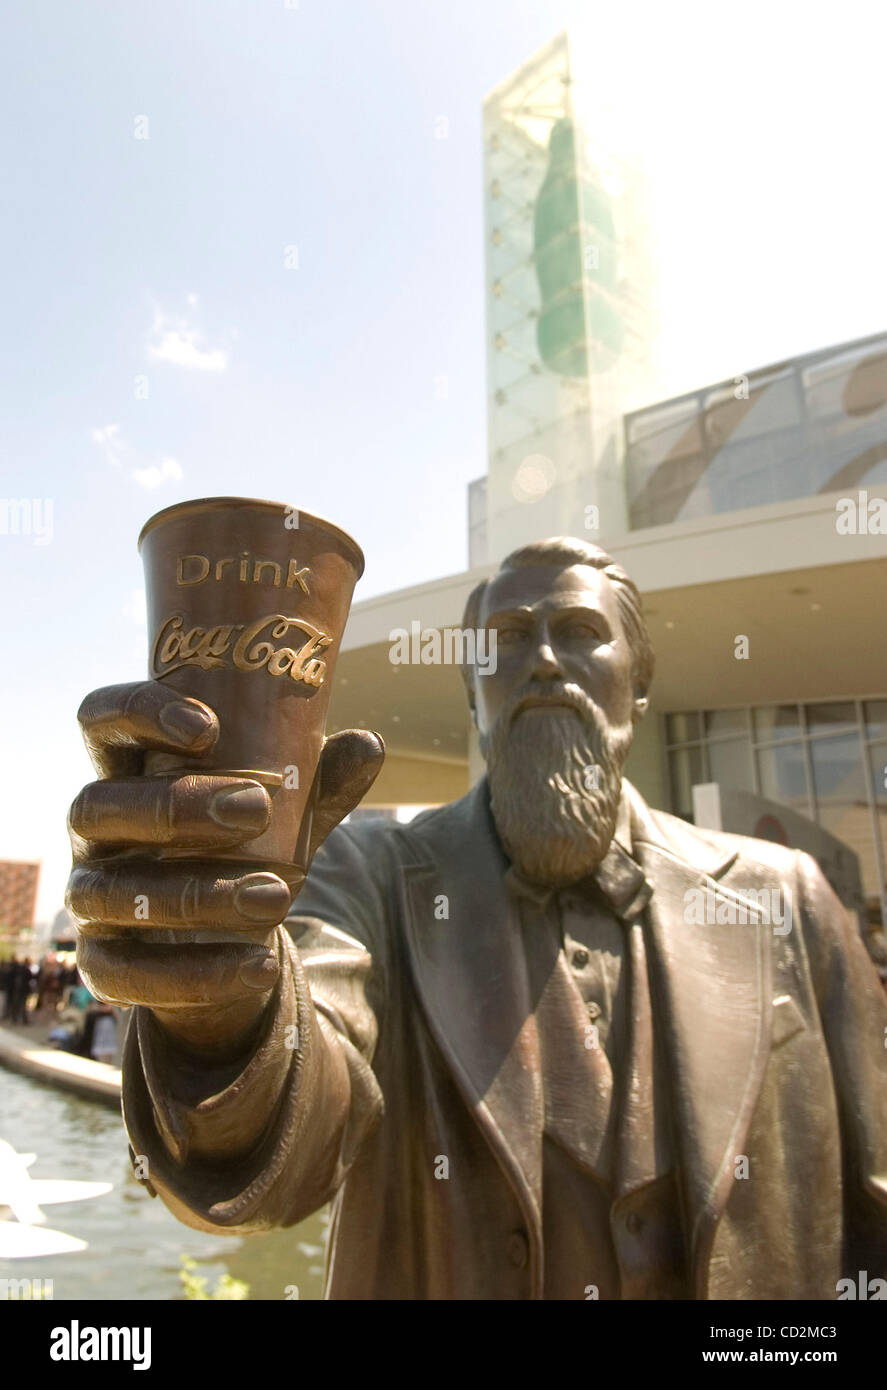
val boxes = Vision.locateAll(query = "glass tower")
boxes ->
[479,31,661,564]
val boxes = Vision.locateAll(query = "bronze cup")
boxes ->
[139,496,364,891]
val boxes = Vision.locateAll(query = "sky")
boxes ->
[2,0,887,923]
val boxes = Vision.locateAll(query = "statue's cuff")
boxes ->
[132,925,299,1166]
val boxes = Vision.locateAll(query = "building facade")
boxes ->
[331,33,887,941]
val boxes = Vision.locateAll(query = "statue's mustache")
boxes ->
[504,683,598,729]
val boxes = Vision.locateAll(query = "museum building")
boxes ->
[326,33,887,942]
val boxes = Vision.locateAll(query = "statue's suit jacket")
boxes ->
[122,778,887,1299]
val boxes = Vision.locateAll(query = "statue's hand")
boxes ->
[66,680,384,1056]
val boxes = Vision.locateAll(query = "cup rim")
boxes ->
[138,495,365,577]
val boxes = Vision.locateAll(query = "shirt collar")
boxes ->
[503,785,653,923]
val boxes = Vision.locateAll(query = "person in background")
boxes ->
[0,957,12,1019]
[8,958,33,1025]
[89,1004,117,1066]
[36,954,63,1022]
[59,960,79,1000]
[69,972,95,1011]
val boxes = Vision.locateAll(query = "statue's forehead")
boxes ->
[481,563,614,619]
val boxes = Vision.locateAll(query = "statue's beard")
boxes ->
[483,687,634,888]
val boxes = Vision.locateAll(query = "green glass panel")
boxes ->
[533,117,623,377]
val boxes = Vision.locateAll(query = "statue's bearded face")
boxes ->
[484,685,634,886]
[474,564,645,887]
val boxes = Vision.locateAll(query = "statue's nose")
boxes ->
[529,640,561,680]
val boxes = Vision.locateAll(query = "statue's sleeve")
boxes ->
[798,849,887,1276]
[120,822,389,1235]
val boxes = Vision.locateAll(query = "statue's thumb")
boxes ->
[305,729,385,863]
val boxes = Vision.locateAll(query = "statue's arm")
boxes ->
[798,850,887,1275]
[120,824,388,1235]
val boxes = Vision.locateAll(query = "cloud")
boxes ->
[91,426,184,491]
[149,329,227,371]
[91,423,125,468]
[147,306,228,372]
[132,456,183,489]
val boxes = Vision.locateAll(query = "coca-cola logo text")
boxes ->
[151,613,332,687]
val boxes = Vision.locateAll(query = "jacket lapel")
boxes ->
[398,781,544,1293]
[626,783,773,1295]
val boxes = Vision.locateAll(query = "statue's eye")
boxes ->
[496,626,529,644]
[564,621,602,640]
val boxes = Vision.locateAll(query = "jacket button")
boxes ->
[506,1230,529,1268]
[572,948,590,969]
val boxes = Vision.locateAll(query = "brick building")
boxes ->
[0,860,40,931]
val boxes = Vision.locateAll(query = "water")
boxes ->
[0,1067,327,1300]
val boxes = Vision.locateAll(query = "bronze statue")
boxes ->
[67,536,887,1299]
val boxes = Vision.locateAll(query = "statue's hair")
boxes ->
[460,536,654,713]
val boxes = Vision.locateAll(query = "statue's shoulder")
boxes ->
[327,784,482,861]
[625,781,805,882]
[398,781,500,863]
[333,780,498,874]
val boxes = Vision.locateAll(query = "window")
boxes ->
[664,698,887,931]
[753,705,802,742]
[667,746,706,820]
[708,738,754,793]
